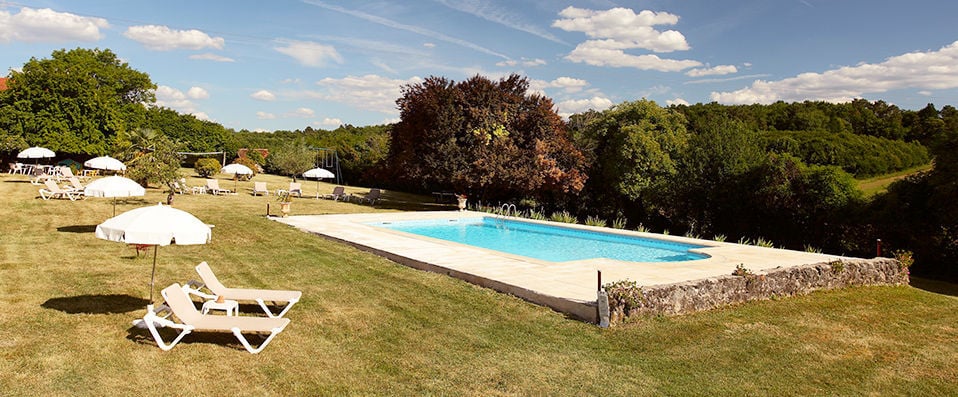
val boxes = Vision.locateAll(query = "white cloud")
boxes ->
[256,111,276,120]
[565,41,701,71]
[555,96,615,119]
[124,25,224,51]
[531,77,590,94]
[382,117,401,124]
[253,128,270,133]
[553,7,689,52]
[287,107,315,118]
[154,85,209,119]
[496,58,547,67]
[313,117,343,127]
[711,40,958,104]
[423,42,436,48]
[0,7,108,43]
[919,90,933,96]
[186,87,209,100]
[306,74,423,114]
[686,65,738,77]
[274,39,343,67]
[666,98,690,106]
[554,6,705,72]
[189,53,235,62]
[250,90,277,101]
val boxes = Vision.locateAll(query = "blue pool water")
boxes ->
[369,217,709,263]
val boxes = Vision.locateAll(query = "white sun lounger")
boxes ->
[141,283,290,354]
[184,262,302,318]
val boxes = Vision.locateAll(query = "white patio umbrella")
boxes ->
[17,146,55,172]
[303,167,334,198]
[17,146,55,159]
[221,163,254,191]
[96,203,211,303]
[84,176,147,216]
[84,156,127,172]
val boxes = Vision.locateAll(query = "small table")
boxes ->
[201,299,239,316]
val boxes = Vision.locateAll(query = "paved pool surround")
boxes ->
[274,211,856,322]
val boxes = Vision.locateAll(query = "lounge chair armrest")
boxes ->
[182,280,216,300]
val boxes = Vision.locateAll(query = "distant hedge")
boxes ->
[760,131,930,178]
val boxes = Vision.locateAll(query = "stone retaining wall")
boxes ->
[607,258,908,326]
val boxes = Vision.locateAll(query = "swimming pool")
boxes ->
[369,217,709,263]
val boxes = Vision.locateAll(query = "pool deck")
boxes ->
[274,211,845,322]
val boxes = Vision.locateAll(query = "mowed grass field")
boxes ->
[1,170,957,395]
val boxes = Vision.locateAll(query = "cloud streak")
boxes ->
[433,0,567,45]
[302,0,510,60]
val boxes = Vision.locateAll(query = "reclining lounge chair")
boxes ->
[185,261,302,318]
[39,179,84,201]
[141,283,290,354]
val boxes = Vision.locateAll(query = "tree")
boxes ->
[123,133,184,189]
[267,141,314,181]
[672,117,766,235]
[0,48,155,155]
[573,99,689,221]
[383,74,585,202]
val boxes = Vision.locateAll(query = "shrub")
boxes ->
[528,209,546,221]
[233,157,259,178]
[585,215,607,227]
[892,250,914,272]
[194,158,221,178]
[714,234,727,242]
[549,210,577,224]
[603,279,645,315]
[611,217,627,229]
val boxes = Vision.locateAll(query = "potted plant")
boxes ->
[276,190,293,217]
[457,194,468,211]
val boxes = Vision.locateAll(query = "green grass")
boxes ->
[2,170,958,395]
[856,163,933,197]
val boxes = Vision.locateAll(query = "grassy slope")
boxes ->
[0,171,956,395]
[856,163,934,197]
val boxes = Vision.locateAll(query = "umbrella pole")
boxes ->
[149,245,158,303]
[316,179,320,199]
[113,197,117,217]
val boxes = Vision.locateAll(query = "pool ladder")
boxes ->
[496,203,517,226]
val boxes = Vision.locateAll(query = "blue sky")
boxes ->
[3,0,958,131]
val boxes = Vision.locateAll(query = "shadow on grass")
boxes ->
[910,276,958,297]
[42,294,150,314]
[57,224,98,233]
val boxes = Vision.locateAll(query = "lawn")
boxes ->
[856,163,934,197]
[1,170,957,395]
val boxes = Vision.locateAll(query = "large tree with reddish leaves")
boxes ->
[382,74,585,202]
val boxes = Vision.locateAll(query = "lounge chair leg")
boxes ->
[231,327,284,354]
[143,312,193,351]
[256,298,299,319]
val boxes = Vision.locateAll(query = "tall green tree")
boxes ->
[671,117,766,235]
[0,48,155,155]
[383,74,585,201]
[573,99,689,221]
